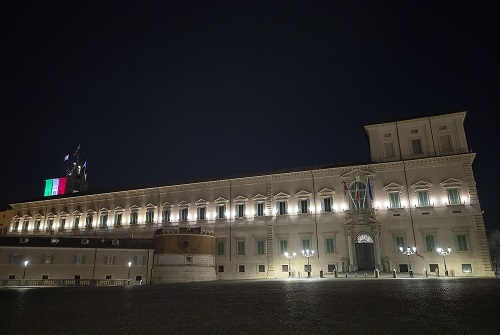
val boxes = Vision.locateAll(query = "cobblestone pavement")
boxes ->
[1,277,499,334]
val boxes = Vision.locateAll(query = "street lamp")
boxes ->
[400,246,416,278]
[436,247,451,277]
[22,260,29,281]
[284,251,296,277]
[127,261,132,284]
[302,249,314,278]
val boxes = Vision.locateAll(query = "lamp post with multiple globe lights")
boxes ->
[436,247,451,277]
[284,252,296,278]
[400,246,416,278]
[302,249,314,278]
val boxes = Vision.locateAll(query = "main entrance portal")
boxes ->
[355,234,375,271]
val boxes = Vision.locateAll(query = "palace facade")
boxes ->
[0,111,495,284]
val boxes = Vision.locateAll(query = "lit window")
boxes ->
[180,208,189,221]
[297,199,310,214]
[73,216,80,229]
[279,239,288,254]
[145,211,154,224]
[258,265,266,273]
[282,264,289,272]
[462,264,472,273]
[162,209,171,222]
[59,218,66,230]
[197,207,206,220]
[388,192,401,209]
[100,213,108,227]
[257,240,265,255]
[254,202,265,217]
[85,216,93,228]
[34,219,41,231]
[424,235,435,252]
[301,239,311,250]
[114,213,122,226]
[74,254,86,265]
[22,220,29,231]
[416,190,430,207]
[217,240,225,255]
[216,205,226,219]
[235,204,245,218]
[322,197,333,213]
[457,234,469,251]
[447,188,461,205]
[237,240,246,255]
[325,238,335,253]
[276,201,288,215]
[130,212,139,225]
[394,236,405,251]
[11,254,22,264]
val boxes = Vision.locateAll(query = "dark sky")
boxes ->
[1,2,499,230]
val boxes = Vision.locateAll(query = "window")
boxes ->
[301,239,311,251]
[462,264,472,273]
[106,256,114,265]
[11,254,22,264]
[197,207,206,220]
[399,264,409,273]
[105,275,112,280]
[416,190,430,207]
[9,275,16,279]
[439,134,452,152]
[238,265,245,273]
[258,265,265,273]
[180,208,189,221]
[279,239,288,254]
[100,213,108,227]
[298,199,309,214]
[411,138,422,154]
[325,238,335,253]
[394,236,405,251]
[130,212,138,225]
[217,240,225,255]
[44,255,54,264]
[135,255,145,265]
[135,275,142,281]
[304,264,311,272]
[12,220,19,231]
[22,220,29,231]
[384,141,395,158]
[145,211,154,224]
[112,213,121,226]
[257,240,265,255]
[73,217,80,229]
[447,188,461,205]
[216,205,226,219]
[429,264,439,272]
[218,266,224,273]
[254,202,265,217]
[34,219,41,231]
[388,192,401,209]
[237,240,246,255]
[42,274,49,280]
[282,265,289,272]
[74,255,86,265]
[59,218,66,230]
[328,264,336,272]
[235,204,245,218]
[162,209,171,222]
[277,201,288,215]
[349,181,368,209]
[322,197,333,213]
[424,235,435,252]
[47,218,54,230]
[457,234,469,251]
[85,216,93,228]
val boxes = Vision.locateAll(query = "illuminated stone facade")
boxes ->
[0,111,495,282]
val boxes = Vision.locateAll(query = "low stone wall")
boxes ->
[153,253,217,283]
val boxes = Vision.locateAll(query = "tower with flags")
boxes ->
[43,145,88,197]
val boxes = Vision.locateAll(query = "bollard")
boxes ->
[355,273,358,278]
[334,268,338,278]
[435,269,440,277]
[374,269,380,278]
[364,273,367,278]
[392,268,397,278]
[345,273,348,278]
[424,268,428,278]
[320,269,324,278]
[298,271,301,278]
[450,269,455,277]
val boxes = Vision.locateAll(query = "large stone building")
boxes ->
[0,111,495,284]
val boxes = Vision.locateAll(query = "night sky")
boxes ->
[1,2,499,230]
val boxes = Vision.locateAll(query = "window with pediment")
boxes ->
[130,205,140,225]
[196,199,208,220]
[178,201,190,221]
[162,202,172,223]
[383,183,404,209]
[114,207,124,226]
[274,192,289,216]
[252,194,267,217]
[440,178,463,206]
[296,190,312,214]
[318,188,335,213]
[85,209,95,228]
[145,203,156,224]
[99,208,109,227]
[214,197,228,219]
[411,181,432,207]
[234,196,248,218]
